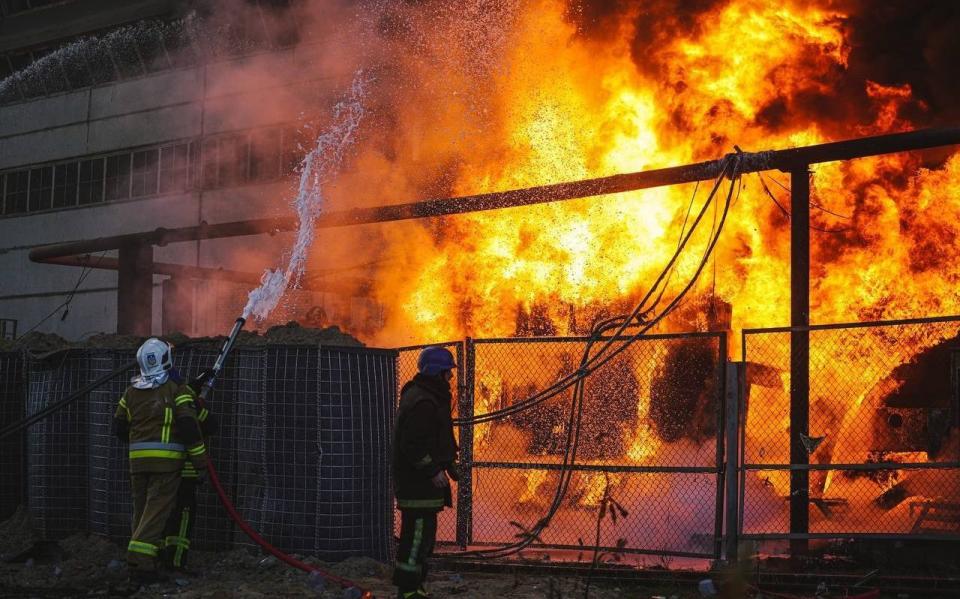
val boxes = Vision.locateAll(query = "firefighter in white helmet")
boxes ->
[113,338,208,585]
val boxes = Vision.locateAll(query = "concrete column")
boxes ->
[117,243,153,336]
[161,277,194,336]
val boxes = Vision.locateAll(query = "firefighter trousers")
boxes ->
[162,477,197,569]
[129,470,181,572]
[393,508,439,594]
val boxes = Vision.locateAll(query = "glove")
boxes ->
[196,469,209,485]
[430,470,449,489]
[445,462,460,483]
[188,369,213,395]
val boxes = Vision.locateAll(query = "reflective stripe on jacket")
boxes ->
[114,380,206,473]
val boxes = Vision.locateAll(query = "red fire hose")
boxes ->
[204,457,374,598]
[198,317,374,598]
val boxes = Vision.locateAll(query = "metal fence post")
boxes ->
[724,360,743,562]
[789,166,811,555]
[456,338,475,549]
[713,334,728,560]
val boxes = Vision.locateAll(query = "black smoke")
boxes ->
[564,0,960,138]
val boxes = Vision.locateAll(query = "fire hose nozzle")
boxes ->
[200,316,247,402]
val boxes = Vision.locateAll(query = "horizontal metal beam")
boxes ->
[472,460,717,474]
[744,461,960,471]
[28,126,960,265]
[29,218,295,262]
[42,254,366,294]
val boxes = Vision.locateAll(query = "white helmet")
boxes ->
[132,338,173,389]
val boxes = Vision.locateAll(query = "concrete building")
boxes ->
[0,0,374,340]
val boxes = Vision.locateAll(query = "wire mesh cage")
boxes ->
[87,349,137,541]
[20,343,396,561]
[316,347,396,560]
[0,351,25,521]
[741,316,960,540]
[25,350,94,539]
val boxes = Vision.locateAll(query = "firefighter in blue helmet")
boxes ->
[392,347,459,599]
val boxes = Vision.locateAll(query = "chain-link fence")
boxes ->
[7,315,960,563]
[741,316,960,541]
[457,333,727,559]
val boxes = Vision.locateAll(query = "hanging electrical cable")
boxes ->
[449,153,743,559]
[453,154,740,428]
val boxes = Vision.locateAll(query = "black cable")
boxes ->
[757,172,851,233]
[764,171,851,220]
[13,252,108,342]
[757,172,790,218]
[0,340,208,441]
[0,360,136,441]
[451,156,742,559]
[454,156,738,427]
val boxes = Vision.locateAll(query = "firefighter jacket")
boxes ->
[113,380,208,474]
[182,398,216,480]
[393,373,458,510]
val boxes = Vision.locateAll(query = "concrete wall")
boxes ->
[0,45,344,340]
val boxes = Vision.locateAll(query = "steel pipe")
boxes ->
[30,126,960,266]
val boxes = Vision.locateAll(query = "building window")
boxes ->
[1,0,65,15]
[105,154,131,202]
[131,149,159,197]
[201,138,219,189]
[28,166,52,212]
[0,122,306,217]
[52,162,79,208]
[3,170,29,215]
[78,158,105,205]
[249,128,282,182]
[0,318,16,341]
[218,134,248,188]
[159,143,191,194]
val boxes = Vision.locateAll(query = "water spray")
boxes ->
[196,75,373,597]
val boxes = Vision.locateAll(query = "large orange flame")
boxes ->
[306,0,960,526]
[316,0,957,350]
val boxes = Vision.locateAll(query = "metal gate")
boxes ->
[399,333,727,559]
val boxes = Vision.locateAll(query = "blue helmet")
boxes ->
[417,346,457,376]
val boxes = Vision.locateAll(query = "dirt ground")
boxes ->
[0,506,701,599]
[4,507,955,599]
[0,540,699,599]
